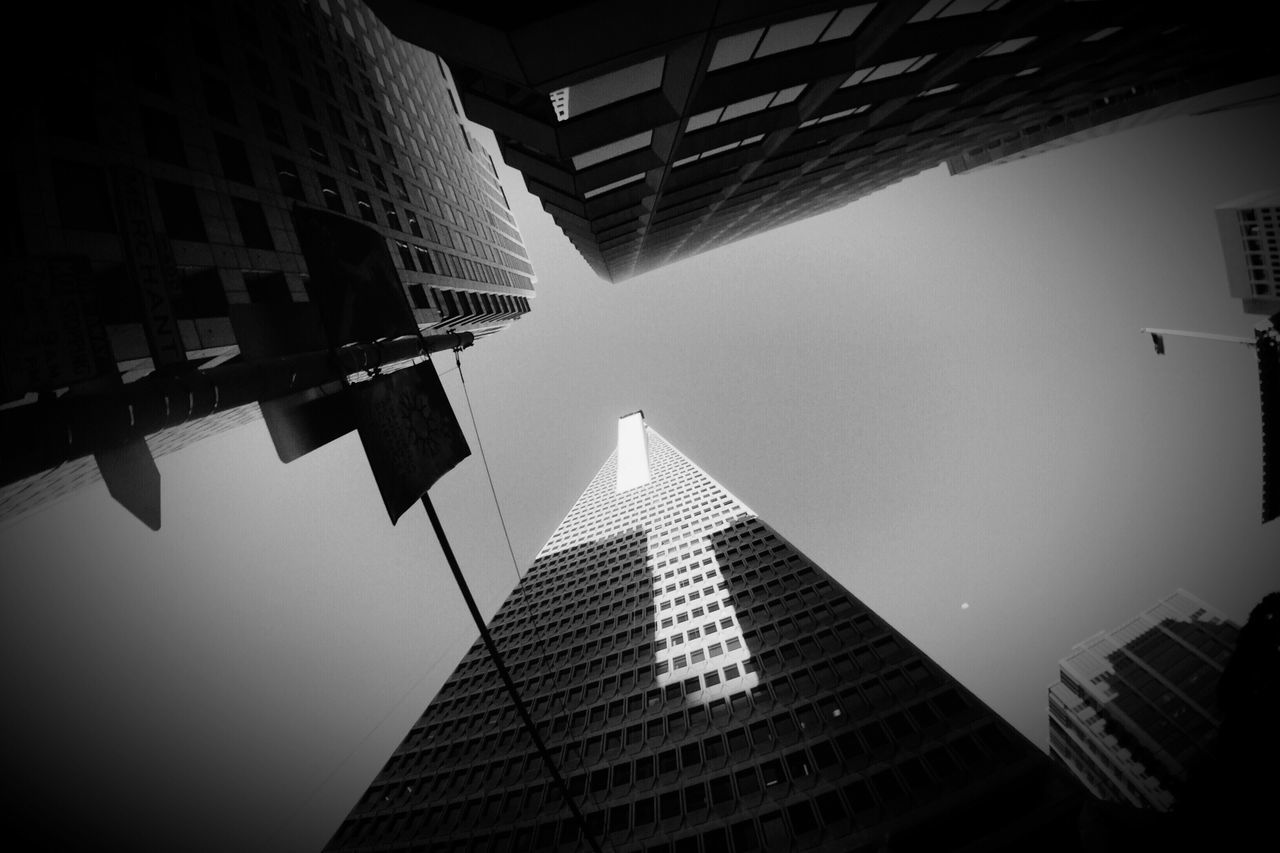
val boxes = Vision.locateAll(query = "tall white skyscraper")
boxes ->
[327,412,1082,851]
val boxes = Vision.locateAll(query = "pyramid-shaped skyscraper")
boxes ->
[327,412,1083,851]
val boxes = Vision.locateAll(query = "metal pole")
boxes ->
[1140,328,1257,346]
[420,494,602,853]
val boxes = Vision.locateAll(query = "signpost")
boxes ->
[351,360,470,524]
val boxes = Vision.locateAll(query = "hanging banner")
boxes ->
[351,360,470,524]
[291,206,418,346]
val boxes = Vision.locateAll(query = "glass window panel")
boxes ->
[555,57,666,120]
[980,36,1037,56]
[720,92,775,122]
[572,130,654,171]
[770,84,806,106]
[707,28,763,71]
[821,5,875,41]
[754,12,835,58]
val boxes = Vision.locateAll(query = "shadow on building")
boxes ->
[701,516,1085,852]
[1065,593,1279,850]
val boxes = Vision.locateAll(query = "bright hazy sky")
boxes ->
[2,101,1278,853]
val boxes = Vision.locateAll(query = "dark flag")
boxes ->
[1150,333,1166,355]
[290,206,418,346]
[351,360,470,524]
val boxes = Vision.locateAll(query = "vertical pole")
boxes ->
[420,495,601,852]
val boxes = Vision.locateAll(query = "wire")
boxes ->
[453,348,522,582]
[448,347,595,842]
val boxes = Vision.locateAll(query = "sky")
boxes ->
[2,98,1278,853]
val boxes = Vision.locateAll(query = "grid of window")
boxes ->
[3,0,537,525]
[398,0,1269,284]
[26,0,534,355]
[327,423,1074,850]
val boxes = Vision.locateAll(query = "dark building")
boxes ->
[1,0,534,522]
[366,0,1275,282]
[325,413,1083,852]
[1047,590,1239,812]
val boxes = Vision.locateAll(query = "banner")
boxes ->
[291,206,417,346]
[351,360,470,524]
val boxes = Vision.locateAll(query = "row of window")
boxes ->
[443,538,836,708]
[371,685,987,817]
[340,716,1021,853]
[395,640,959,790]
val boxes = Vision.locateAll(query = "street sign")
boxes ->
[292,206,418,346]
[95,437,161,531]
[351,360,470,524]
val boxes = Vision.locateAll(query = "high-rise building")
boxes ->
[1215,190,1280,317]
[945,75,1280,175]
[367,0,1273,282]
[0,0,533,523]
[1047,590,1239,812]
[326,412,1083,852]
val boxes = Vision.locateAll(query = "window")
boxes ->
[354,189,376,222]
[140,107,186,165]
[1083,26,1122,42]
[154,180,207,241]
[396,241,416,271]
[340,146,362,180]
[583,172,645,200]
[258,103,288,146]
[571,130,653,171]
[244,271,291,304]
[176,268,228,318]
[980,36,1037,56]
[51,160,115,233]
[304,126,329,164]
[414,246,434,274]
[550,56,665,121]
[910,0,1010,21]
[203,76,237,124]
[232,197,274,250]
[273,157,305,201]
[215,133,255,185]
[319,173,344,213]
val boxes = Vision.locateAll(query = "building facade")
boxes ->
[368,0,1274,282]
[945,75,1280,175]
[1047,590,1239,812]
[1,0,533,523]
[1215,190,1280,317]
[326,412,1082,852]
